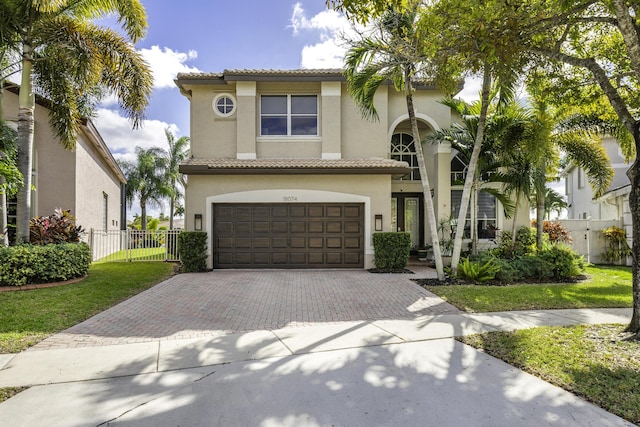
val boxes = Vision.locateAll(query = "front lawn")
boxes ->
[424,265,632,312]
[460,324,640,425]
[0,262,175,354]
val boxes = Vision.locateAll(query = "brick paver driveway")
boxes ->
[32,268,459,350]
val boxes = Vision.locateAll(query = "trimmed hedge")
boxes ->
[0,243,92,286]
[373,232,411,269]
[178,232,208,272]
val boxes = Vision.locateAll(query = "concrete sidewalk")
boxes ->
[0,308,634,426]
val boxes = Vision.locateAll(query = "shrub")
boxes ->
[494,226,536,258]
[537,244,585,280]
[372,232,411,269]
[457,257,500,283]
[601,226,631,264]
[178,232,208,272]
[30,208,84,245]
[541,221,572,244]
[0,243,91,286]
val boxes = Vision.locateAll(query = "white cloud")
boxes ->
[93,108,179,162]
[140,45,200,89]
[290,3,354,69]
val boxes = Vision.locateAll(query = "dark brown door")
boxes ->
[213,203,364,268]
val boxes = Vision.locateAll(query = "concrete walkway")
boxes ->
[0,268,635,426]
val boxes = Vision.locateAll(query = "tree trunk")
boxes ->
[450,66,492,276]
[169,196,175,230]
[140,202,147,230]
[511,195,520,245]
[0,176,7,246]
[404,68,445,280]
[625,128,640,336]
[15,46,36,244]
[471,183,478,255]
[536,190,545,251]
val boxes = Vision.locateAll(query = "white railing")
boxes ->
[85,229,181,262]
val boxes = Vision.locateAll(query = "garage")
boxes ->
[213,203,364,268]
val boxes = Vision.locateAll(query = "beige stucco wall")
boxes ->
[74,133,122,231]
[2,90,123,231]
[184,174,392,269]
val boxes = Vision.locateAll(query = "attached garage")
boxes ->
[213,203,364,268]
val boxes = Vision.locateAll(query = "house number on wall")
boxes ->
[283,196,298,201]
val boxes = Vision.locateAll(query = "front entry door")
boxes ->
[391,193,424,250]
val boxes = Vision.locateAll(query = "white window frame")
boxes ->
[212,93,236,117]
[259,94,318,137]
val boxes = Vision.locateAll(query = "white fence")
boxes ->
[555,219,631,265]
[85,229,181,262]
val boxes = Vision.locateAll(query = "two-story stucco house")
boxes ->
[2,87,126,238]
[176,69,529,269]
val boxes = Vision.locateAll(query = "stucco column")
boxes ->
[434,141,452,224]
[321,81,341,159]
[236,81,256,159]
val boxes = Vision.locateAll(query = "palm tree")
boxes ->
[161,128,189,230]
[344,3,460,280]
[428,98,522,253]
[0,121,21,246]
[119,147,170,231]
[539,187,568,220]
[0,0,152,242]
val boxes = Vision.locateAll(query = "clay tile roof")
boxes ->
[180,158,410,176]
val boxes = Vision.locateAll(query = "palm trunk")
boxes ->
[471,182,478,255]
[15,46,36,243]
[140,202,147,230]
[405,69,445,280]
[536,191,545,251]
[0,176,7,246]
[511,195,520,245]
[450,66,492,276]
[169,196,175,230]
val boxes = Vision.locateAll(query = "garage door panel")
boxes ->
[214,203,364,269]
[271,222,288,233]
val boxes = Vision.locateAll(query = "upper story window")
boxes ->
[390,132,421,181]
[260,95,318,136]
[213,93,236,117]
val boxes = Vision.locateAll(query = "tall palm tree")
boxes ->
[161,128,189,230]
[0,0,152,242]
[344,2,459,280]
[119,147,170,231]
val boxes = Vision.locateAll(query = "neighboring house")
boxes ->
[175,69,529,269]
[563,137,632,264]
[2,87,126,238]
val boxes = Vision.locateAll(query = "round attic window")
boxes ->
[213,93,236,117]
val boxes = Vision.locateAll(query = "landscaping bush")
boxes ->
[372,232,410,270]
[457,257,500,283]
[178,231,208,272]
[0,243,91,286]
[493,226,536,259]
[538,244,585,280]
[30,208,84,245]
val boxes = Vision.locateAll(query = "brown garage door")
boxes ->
[213,203,364,268]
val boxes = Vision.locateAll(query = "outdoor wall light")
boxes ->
[194,214,203,231]
[375,214,383,231]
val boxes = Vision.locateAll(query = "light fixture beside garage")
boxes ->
[194,214,203,231]
[375,214,383,231]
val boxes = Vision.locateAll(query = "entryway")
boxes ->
[391,193,424,250]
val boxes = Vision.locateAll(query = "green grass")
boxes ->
[0,262,175,353]
[97,247,167,262]
[426,265,632,312]
[459,324,640,425]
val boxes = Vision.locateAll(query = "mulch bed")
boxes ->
[0,275,87,293]
[413,274,589,287]
[368,268,414,274]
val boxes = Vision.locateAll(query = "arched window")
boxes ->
[390,133,421,181]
